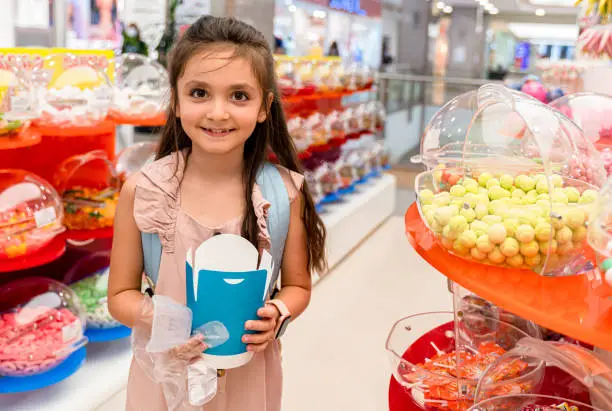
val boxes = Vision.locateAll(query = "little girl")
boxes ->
[108,16,326,411]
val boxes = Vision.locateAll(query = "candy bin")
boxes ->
[305,171,324,207]
[0,277,87,377]
[386,311,545,410]
[54,150,120,232]
[0,66,35,137]
[0,170,65,260]
[469,338,612,410]
[325,111,346,143]
[587,176,612,288]
[295,58,318,96]
[335,153,357,190]
[274,56,298,97]
[288,116,310,152]
[304,112,328,146]
[313,163,340,202]
[31,54,113,127]
[109,53,169,122]
[549,93,612,176]
[414,84,607,276]
[342,108,361,140]
[327,58,345,92]
[115,141,158,185]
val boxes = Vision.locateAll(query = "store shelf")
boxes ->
[0,338,131,411]
[0,236,67,273]
[319,173,396,279]
[404,202,612,350]
[0,129,41,150]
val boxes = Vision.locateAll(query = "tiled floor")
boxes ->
[96,213,451,411]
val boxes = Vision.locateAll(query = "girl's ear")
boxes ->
[257,92,274,123]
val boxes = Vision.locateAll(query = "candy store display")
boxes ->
[109,53,169,121]
[288,116,310,152]
[0,277,88,377]
[115,141,158,184]
[414,84,606,276]
[386,312,544,411]
[31,54,113,128]
[587,176,612,287]
[304,112,328,146]
[0,67,35,136]
[0,170,65,260]
[70,267,120,329]
[54,150,120,231]
[578,25,612,58]
[468,395,594,410]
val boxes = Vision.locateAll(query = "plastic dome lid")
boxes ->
[32,54,113,127]
[587,176,612,286]
[110,53,169,120]
[472,338,612,410]
[0,66,35,135]
[549,93,612,147]
[115,141,158,181]
[54,150,119,195]
[416,84,606,188]
[0,170,65,259]
[0,277,87,376]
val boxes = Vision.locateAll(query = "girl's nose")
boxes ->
[206,100,230,121]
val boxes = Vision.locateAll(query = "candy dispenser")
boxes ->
[469,338,612,410]
[31,54,113,127]
[304,112,328,146]
[386,311,545,410]
[275,56,298,97]
[0,66,35,137]
[288,116,310,152]
[414,84,606,276]
[0,277,87,377]
[109,53,169,122]
[115,141,158,184]
[313,162,340,201]
[549,93,612,176]
[54,150,120,232]
[325,110,346,143]
[0,170,65,260]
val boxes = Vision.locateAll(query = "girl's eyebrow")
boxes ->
[183,80,257,93]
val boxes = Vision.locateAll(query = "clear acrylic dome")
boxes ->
[115,141,158,183]
[0,277,87,376]
[109,53,169,120]
[415,84,607,276]
[587,176,612,287]
[0,170,65,259]
[549,93,612,147]
[32,54,113,127]
[0,67,35,135]
[471,338,612,410]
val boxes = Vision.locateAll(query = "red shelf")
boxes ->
[0,236,66,273]
[62,227,114,243]
[109,112,166,127]
[0,129,41,150]
[404,203,612,350]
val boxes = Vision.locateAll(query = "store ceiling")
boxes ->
[442,0,579,16]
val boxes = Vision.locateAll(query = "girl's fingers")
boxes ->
[257,306,279,319]
[243,330,274,346]
[245,318,276,332]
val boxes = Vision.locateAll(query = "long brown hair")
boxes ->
[157,16,326,274]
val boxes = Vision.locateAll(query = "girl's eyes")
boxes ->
[190,88,207,98]
[231,91,249,102]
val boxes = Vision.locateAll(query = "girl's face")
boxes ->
[176,48,268,156]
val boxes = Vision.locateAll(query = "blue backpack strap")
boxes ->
[141,232,162,286]
[256,163,290,295]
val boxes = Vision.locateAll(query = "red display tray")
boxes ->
[110,112,166,127]
[388,321,593,411]
[0,236,66,273]
[0,129,41,150]
[62,227,114,244]
[404,203,612,350]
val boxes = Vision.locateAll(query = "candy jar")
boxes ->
[469,338,612,410]
[414,84,606,276]
[386,311,545,410]
[295,59,317,95]
[0,170,65,259]
[335,153,357,189]
[54,150,120,231]
[549,93,612,176]
[0,277,87,376]
[354,104,368,134]
[304,171,324,206]
[32,54,113,127]
[587,176,612,288]
[109,53,169,121]
[115,141,158,185]
[304,112,328,146]
[287,116,310,152]
[325,110,346,142]
[341,108,361,139]
[314,163,340,198]
[327,58,345,92]
[0,66,35,136]
[274,56,298,97]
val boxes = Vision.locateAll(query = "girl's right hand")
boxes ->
[169,334,207,363]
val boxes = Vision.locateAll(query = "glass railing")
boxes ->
[377,73,504,170]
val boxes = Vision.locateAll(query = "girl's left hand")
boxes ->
[243,306,280,353]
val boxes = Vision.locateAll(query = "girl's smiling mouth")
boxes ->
[200,127,237,137]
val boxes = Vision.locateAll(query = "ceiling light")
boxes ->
[288,4,296,12]
[443,5,453,13]
[478,0,489,6]
[436,1,445,9]
[485,3,494,10]
[313,9,327,18]
[489,7,499,14]
[535,8,546,16]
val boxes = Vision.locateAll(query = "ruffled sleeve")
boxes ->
[252,165,304,252]
[132,151,186,253]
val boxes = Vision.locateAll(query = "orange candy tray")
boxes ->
[404,203,612,350]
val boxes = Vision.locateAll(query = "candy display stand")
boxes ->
[0,128,41,150]
[391,84,612,411]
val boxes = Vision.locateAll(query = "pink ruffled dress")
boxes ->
[126,151,304,411]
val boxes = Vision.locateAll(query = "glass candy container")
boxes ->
[32,54,113,127]
[0,170,65,259]
[275,57,298,97]
[469,338,612,410]
[0,277,87,376]
[304,112,328,146]
[54,150,120,231]
[0,66,35,136]
[587,176,612,288]
[386,311,545,411]
[288,116,310,152]
[549,93,612,176]
[414,84,606,276]
[115,141,158,184]
[109,53,169,121]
